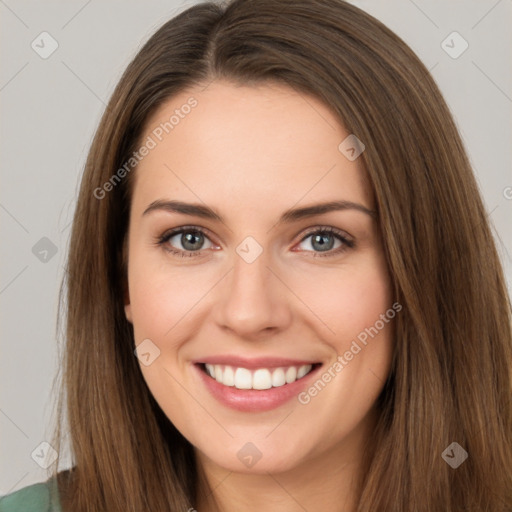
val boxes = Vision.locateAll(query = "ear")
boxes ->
[123,280,133,323]
[121,237,132,323]
[124,302,133,324]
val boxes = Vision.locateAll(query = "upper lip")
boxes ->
[194,355,320,369]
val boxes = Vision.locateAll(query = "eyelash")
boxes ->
[154,225,355,259]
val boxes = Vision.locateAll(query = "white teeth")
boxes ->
[297,364,311,379]
[223,365,235,386]
[205,363,215,378]
[234,368,252,389]
[253,369,272,390]
[272,368,286,387]
[285,366,297,384]
[203,363,314,389]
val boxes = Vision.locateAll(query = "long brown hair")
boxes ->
[49,0,512,510]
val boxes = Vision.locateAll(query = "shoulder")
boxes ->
[0,476,61,512]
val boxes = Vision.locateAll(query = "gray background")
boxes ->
[1,0,511,494]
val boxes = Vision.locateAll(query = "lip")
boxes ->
[193,360,322,412]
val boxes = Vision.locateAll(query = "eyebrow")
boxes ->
[142,199,376,223]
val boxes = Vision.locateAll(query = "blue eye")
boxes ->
[156,226,354,258]
[296,227,354,257]
[157,227,215,257]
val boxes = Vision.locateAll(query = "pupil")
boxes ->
[183,231,202,251]
[313,233,334,252]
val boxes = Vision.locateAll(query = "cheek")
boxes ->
[127,252,209,342]
[292,259,394,446]
[127,258,204,431]
[295,256,392,346]
[337,273,390,339]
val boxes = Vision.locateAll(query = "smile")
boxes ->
[203,363,315,389]
[194,358,322,412]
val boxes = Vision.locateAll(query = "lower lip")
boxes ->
[194,363,321,412]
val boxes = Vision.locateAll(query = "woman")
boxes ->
[2,0,511,510]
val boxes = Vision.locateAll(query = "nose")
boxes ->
[214,249,293,339]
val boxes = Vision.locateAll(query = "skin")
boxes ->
[124,80,394,512]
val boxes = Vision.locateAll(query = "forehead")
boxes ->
[131,80,372,216]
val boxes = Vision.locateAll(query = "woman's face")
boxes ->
[124,80,395,475]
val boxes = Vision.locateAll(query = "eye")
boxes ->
[155,225,355,258]
[156,226,216,257]
[295,227,354,257]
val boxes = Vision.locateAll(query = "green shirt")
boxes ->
[0,476,61,512]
